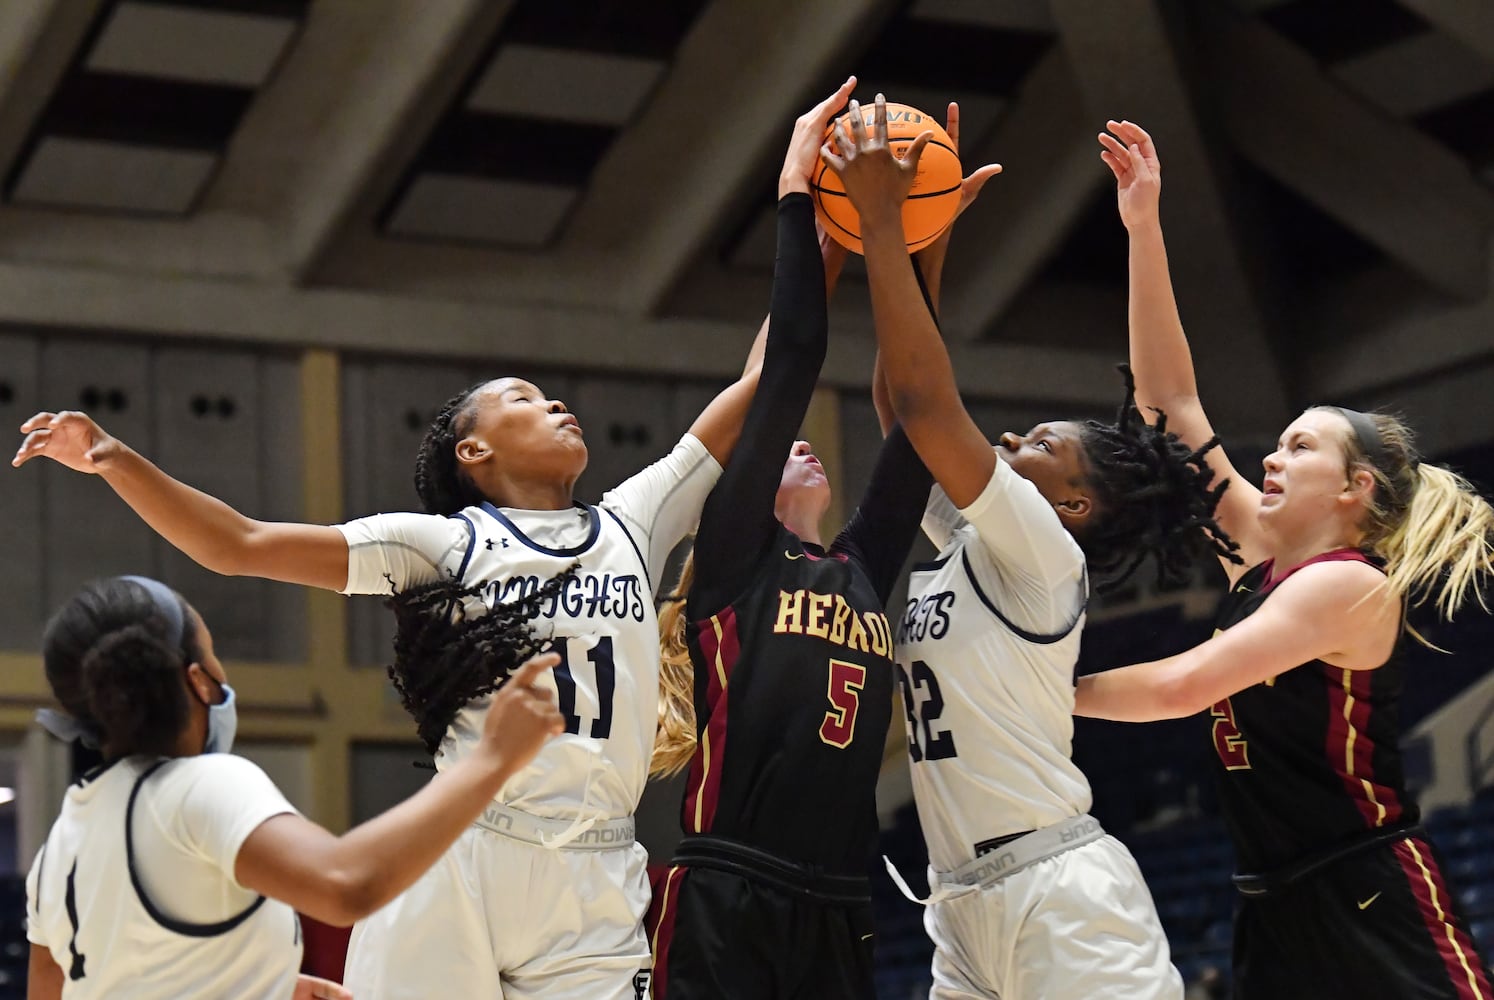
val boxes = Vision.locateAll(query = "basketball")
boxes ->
[814,101,962,254]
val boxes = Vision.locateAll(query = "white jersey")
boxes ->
[896,462,1093,873]
[338,433,721,823]
[26,754,301,1000]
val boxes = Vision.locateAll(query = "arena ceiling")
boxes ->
[0,0,1492,454]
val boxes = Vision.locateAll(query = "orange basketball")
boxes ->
[813,102,962,254]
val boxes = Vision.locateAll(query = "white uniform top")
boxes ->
[27,754,301,1000]
[338,433,720,823]
[895,460,1093,874]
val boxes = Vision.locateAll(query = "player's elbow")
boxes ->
[307,867,386,927]
[886,381,949,428]
[1155,668,1213,719]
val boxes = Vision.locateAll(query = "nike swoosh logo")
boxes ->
[786,551,806,560]
[1358,892,1381,910]
[860,933,874,941]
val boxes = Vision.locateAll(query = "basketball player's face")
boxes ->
[465,378,587,482]
[997,422,1095,531]
[1259,410,1360,530]
[775,440,831,523]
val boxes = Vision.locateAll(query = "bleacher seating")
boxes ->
[0,876,24,1000]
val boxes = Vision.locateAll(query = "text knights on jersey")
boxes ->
[484,572,649,623]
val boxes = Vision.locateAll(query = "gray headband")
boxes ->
[121,575,187,649]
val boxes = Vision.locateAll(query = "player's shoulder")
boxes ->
[1271,554,1387,606]
[146,753,275,801]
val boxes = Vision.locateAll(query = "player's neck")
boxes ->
[1265,523,1364,576]
[482,478,574,512]
[779,511,824,547]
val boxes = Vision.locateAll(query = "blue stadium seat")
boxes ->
[1460,883,1494,918]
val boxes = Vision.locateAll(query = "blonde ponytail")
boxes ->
[650,547,698,779]
[1378,464,1494,619]
[1323,407,1494,621]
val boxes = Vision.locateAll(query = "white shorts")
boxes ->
[926,834,1182,1000]
[343,823,652,1000]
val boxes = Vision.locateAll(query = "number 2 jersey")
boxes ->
[895,461,1092,874]
[336,433,721,823]
[1209,548,1416,874]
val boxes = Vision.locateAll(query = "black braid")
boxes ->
[414,382,489,515]
[386,566,577,754]
[1077,365,1242,594]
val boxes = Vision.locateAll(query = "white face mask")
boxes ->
[202,682,238,755]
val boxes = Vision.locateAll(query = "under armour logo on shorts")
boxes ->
[633,970,652,999]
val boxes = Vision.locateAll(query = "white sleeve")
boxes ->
[958,460,1087,635]
[162,756,299,888]
[600,433,722,596]
[25,841,46,946]
[921,484,962,550]
[335,511,473,596]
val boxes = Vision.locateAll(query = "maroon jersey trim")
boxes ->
[646,864,686,999]
[1324,665,1404,830]
[684,607,741,835]
[1393,838,1493,1000]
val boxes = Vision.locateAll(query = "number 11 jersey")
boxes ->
[895,462,1092,874]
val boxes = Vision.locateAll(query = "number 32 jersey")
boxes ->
[896,463,1093,874]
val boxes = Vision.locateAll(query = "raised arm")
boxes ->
[822,95,1002,508]
[690,80,854,611]
[1073,560,1398,721]
[1099,120,1266,572]
[13,411,348,591]
[236,654,562,927]
[835,424,933,604]
[692,210,851,464]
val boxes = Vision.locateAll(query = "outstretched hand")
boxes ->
[12,411,120,473]
[781,76,856,197]
[820,93,931,227]
[1098,119,1161,229]
[943,102,1001,222]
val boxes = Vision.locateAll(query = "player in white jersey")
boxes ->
[26,575,561,1000]
[14,348,763,998]
[822,96,1238,999]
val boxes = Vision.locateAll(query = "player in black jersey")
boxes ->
[1075,121,1494,999]
[642,79,935,1000]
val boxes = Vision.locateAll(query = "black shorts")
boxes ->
[645,836,875,1000]
[1233,833,1492,999]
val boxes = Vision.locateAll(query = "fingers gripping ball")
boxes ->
[814,102,962,254]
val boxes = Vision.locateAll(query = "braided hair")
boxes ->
[386,567,576,755]
[414,382,490,515]
[1075,365,1241,593]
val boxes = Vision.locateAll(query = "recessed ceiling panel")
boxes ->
[87,1,298,88]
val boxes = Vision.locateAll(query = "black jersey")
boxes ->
[674,193,931,874]
[683,524,899,870]
[1209,548,1415,873]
